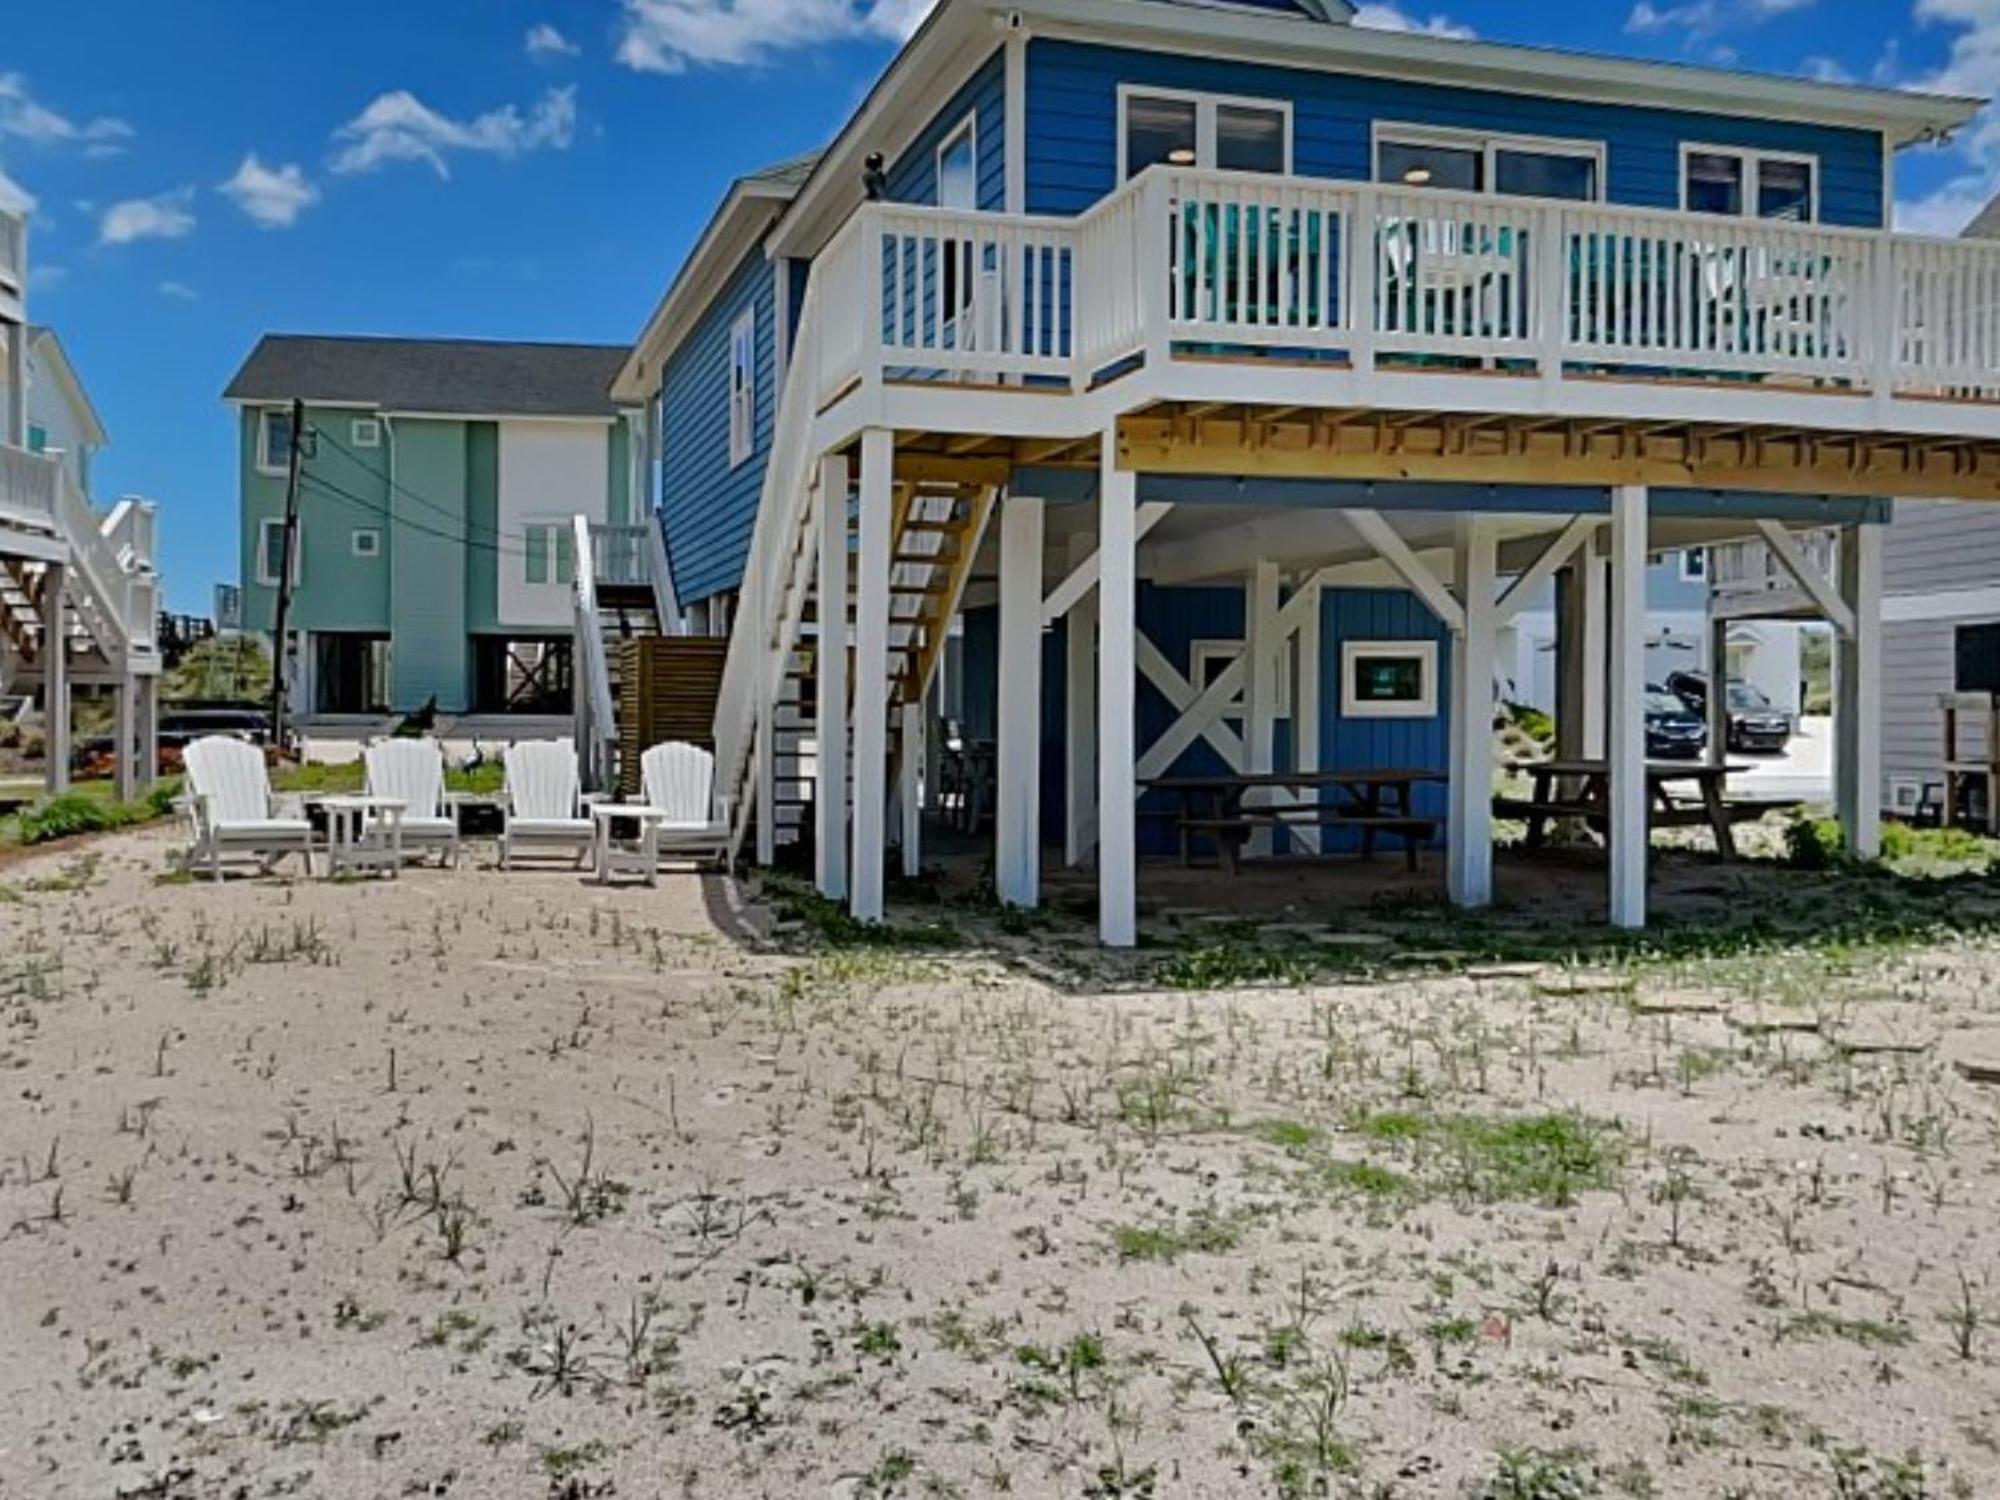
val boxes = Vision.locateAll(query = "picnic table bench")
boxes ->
[1144,768,1446,875]
[1494,758,1753,859]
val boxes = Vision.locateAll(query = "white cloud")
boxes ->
[526,22,582,58]
[1798,54,1853,83]
[97,188,195,246]
[1626,0,1814,42]
[218,154,319,228]
[157,279,198,301]
[0,72,133,150]
[614,0,931,73]
[1352,3,1476,38]
[330,86,577,177]
[1896,0,2000,236]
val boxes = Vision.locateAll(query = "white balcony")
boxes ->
[805,168,2000,458]
[0,443,57,539]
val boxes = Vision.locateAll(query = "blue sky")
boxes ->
[2,0,1994,611]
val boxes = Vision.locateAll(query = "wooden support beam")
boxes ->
[1754,519,1856,638]
[1346,508,1466,634]
[1496,515,1601,624]
[892,453,1014,487]
[1041,502,1171,626]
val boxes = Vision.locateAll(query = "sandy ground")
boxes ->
[4,826,2000,1499]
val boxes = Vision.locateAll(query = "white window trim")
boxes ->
[935,113,979,210]
[255,517,298,588]
[350,417,382,449]
[351,527,382,559]
[1678,547,1707,583]
[1679,142,1822,223]
[1340,639,1439,720]
[1116,84,1294,182]
[1190,637,1290,716]
[1371,121,1608,202]
[521,518,576,588]
[255,408,293,477]
[727,306,756,469]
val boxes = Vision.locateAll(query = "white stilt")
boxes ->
[815,453,850,900]
[1706,615,1730,769]
[996,494,1045,906]
[1608,485,1649,928]
[754,702,776,865]
[113,673,137,802]
[1447,519,1498,907]
[1836,523,1883,859]
[1293,576,1322,856]
[1097,433,1138,948]
[1581,535,1608,761]
[1064,534,1097,868]
[42,562,67,796]
[850,428,893,923]
[900,699,923,878]
[1245,559,1280,856]
[137,674,158,793]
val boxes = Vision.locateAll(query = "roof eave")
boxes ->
[28,328,110,448]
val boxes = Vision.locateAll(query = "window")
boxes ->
[523,523,575,588]
[727,306,756,468]
[936,116,977,211]
[1683,146,1817,223]
[1341,640,1438,719]
[1118,88,1291,181]
[351,527,382,558]
[1679,548,1707,583]
[1189,639,1290,716]
[257,408,295,474]
[26,423,46,453]
[1376,126,1602,202]
[256,517,298,587]
[350,417,382,448]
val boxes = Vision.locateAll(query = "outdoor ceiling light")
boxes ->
[1168,147,1197,165]
[1404,167,1433,184]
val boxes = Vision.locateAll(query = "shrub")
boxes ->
[11,783,180,847]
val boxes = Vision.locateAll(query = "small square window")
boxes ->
[351,528,382,558]
[1341,640,1438,720]
[351,417,382,448]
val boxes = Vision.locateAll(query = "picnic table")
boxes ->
[1495,758,1750,859]
[1143,768,1446,875]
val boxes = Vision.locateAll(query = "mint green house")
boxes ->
[225,335,648,726]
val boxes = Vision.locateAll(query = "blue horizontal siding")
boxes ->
[659,241,776,606]
[1026,39,1885,228]
[888,45,1008,211]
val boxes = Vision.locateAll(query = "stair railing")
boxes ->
[572,513,619,791]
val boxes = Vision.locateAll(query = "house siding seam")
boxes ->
[1023,39,1886,226]
[658,236,777,606]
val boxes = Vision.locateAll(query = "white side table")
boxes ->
[320,795,407,879]
[592,803,669,886]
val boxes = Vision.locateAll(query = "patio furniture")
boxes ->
[319,795,407,879]
[591,803,671,886]
[362,737,460,867]
[498,740,595,869]
[639,741,731,864]
[1495,759,1750,858]
[181,735,315,880]
[1143,768,1446,875]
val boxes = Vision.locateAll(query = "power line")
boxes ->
[307,420,518,546]
[300,471,540,562]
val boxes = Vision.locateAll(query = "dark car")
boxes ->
[1645,688,1707,759]
[1664,671,1792,754]
[158,705,273,744]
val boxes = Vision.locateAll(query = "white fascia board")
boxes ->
[27,328,110,448]
[1014,0,1979,147]
[611,183,792,404]
[223,396,380,411]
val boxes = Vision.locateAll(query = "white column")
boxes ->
[1097,432,1138,948]
[1064,533,1098,868]
[1706,615,1730,769]
[1608,485,1649,928]
[137,675,158,794]
[815,453,850,900]
[899,699,923,877]
[850,428,893,922]
[1836,523,1883,859]
[1294,576,1322,856]
[1245,559,1280,856]
[113,673,137,802]
[754,703,777,865]
[996,494,1046,906]
[1447,519,1498,907]
[1581,535,1608,761]
[42,562,68,795]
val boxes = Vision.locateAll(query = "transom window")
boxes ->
[1119,88,1291,181]
[1682,146,1817,223]
[1375,126,1603,203]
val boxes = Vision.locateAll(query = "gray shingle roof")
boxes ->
[223,335,632,417]
[1966,195,2000,241]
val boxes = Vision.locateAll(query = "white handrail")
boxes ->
[572,513,618,791]
[0,444,56,532]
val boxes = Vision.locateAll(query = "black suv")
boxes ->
[1664,671,1792,754]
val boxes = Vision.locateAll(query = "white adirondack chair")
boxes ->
[637,741,731,871]
[499,740,594,868]
[181,735,314,879]
[363,737,459,867]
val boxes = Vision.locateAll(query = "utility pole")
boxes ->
[268,398,306,752]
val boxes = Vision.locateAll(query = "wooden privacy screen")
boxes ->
[617,637,728,796]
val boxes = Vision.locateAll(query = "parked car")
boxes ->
[1645,687,1707,759]
[1663,671,1793,753]
[158,705,272,744]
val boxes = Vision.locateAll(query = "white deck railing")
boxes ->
[0,443,56,533]
[588,521,653,589]
[807,167,2000,409]
[572,514,620,790]
[1710,528,1840,602]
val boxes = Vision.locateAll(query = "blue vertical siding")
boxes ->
[966,582,1454,857]
[887,46,1008,210]
[1025,39,1885,227]
[658,240,776,606]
